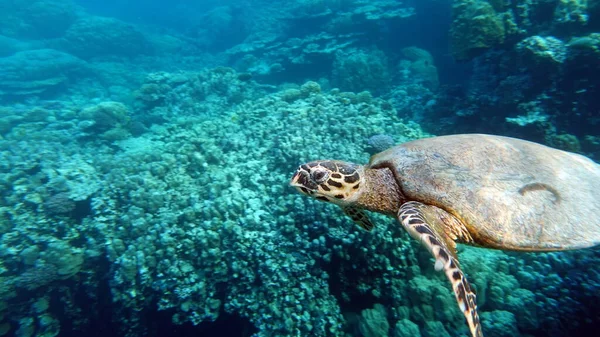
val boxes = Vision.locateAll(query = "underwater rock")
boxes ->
[516,36,566,69]
[332,48,390,94]
[0,0,79,39]
[367,134,395,155]
[450,0,505,60]
[0,49,86,101]
[399,47,439,90]
[567,33,600,62]
[187,6,249,51]
[229,30,363,81]
[44,192,76,215]
[19,0,79,39]
[0,35,32,57]
[61,16,152,59]
[44,241,84,278]
[13,264,59,291]
[43,157,102,202]
[79,101,131,134]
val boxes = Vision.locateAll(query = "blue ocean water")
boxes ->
[0,1,599,337]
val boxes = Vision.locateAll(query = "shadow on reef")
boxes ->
[147,309,258,337]
[326,254,380,314]
[54,277,258,337]
[9,253,119,337]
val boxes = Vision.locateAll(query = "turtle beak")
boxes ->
[290,172,301,187]
[290,170,311,195]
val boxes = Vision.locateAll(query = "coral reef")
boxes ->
[0,68,437,337]
[2,64,598,337]
[516,36,567,71]
[227,0,415,83]
[0,1,599,337]
[78,101,131,140]
[450,0,596,61]
[427,22,599,150]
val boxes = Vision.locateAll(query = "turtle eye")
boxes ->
[311,169,329,183]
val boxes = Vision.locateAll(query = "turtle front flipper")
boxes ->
[343,206,374,231]
[398,201,483,337]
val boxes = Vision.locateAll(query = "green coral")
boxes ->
[300,80,322,96]
[505,288,540,330]
[450,0,596,61]
[358,304,390,337]
[480,310,519,337]
[450,0,506,60]
[392,319,421,337]
[545,133,582,152]
[421,321,451,337]
[407,275,459,324]
[79,101,131,140]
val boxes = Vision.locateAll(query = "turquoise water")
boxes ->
[0,1,599,337]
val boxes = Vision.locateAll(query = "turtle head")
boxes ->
[290,160,363,205]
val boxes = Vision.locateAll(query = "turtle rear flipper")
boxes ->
[399,201,482,337]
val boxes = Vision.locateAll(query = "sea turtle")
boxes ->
[290,134,600,337]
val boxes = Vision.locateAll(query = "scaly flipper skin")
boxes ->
[399,201,483,337]
[342,206,374,231]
